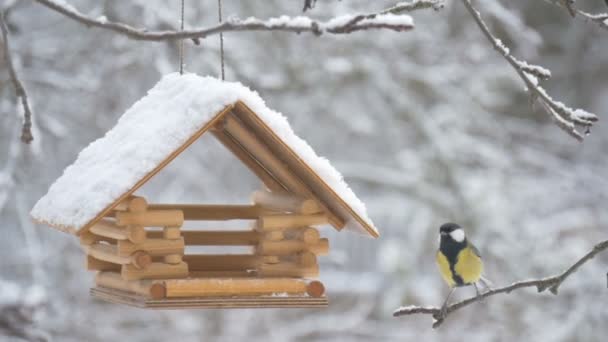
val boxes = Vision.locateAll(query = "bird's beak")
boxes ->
[440,231,448,236]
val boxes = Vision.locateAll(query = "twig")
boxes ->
[381,0,446,14]
[34,0,419,41]
[460,0,598,141]
[393,239,608,328]
[544,0,608,30]
[0,9,33,143]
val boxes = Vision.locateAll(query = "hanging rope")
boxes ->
[217,0,225,80]
[179,0,185,74]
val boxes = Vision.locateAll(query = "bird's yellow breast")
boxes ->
[436,251,456,287]
[454,247,483,285]
[436,245,483,287]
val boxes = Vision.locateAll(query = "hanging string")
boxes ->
[179,0,185,74]
[217,0,225,80]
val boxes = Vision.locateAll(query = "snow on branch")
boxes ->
[381,0,446,14]
[0,10,33,144]
[393,239,608,328]
[303,0,445,13]
[544,0,608,31]
[460,0,598,141]
[33,0,422,42]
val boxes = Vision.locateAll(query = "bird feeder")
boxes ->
[31,73,378,309]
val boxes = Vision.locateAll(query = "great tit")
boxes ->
[436,222,484,316]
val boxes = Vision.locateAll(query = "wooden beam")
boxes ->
[96,271,166,299]
[121,262,188,281]
[188,270,255,278]
[86,256,120,272]
[84,243,130,265]
[146,204,274,221]
[116,210,184,227]
[148,230,260,245]
[80,230,115,246]
[289,227,320,244]
[90,219,128,240]
[117,238,185,257]
[256,238,329,256]
[225,107,345,229]
[251,190,321,214]
[258,262,319,278]
[222,115,312,197]
[114,195,148,213]
[84,243,151,269]
[183,254,278,271]
[164,278,321,298]
[211,129,286,192]
[257,214,329,230]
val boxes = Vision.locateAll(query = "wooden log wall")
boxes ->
[88,191,331,299]
[83,195,189,289]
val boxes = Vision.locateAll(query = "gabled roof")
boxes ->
[30,73,378,237]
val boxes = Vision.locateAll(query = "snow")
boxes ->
[323,14,413,30]
[238,14,412,32]
[516,60,552,80]
[31,73,376,235]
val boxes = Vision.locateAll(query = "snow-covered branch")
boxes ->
[393,239,608,328]
[34,0,419,42]
[0,10,33,143]
[381,0,446,14]
[460,0,598,141]
[544,0,608,31]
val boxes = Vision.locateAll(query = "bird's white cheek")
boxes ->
[450,229,465,242]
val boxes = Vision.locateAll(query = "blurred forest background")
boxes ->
[1,0,607,341]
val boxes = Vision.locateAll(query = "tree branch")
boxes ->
[33,0,422,42]
[0,9,33,144]
[393,239,608,328]
[544,0,608,31]
[381,0,446,14]
[460,0,598,141]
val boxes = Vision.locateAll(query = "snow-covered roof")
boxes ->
[30,73,378,237]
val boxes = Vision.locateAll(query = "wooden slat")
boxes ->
[221,114,312,199]
[84,244,151,269]
[188,270,255,278]
[90,287,328,308]
[251,190,321,214]
[146,204,274,221]
[84,243,131,265]
[118,238,185,257]
[86,256,120,272]
[211,129,286,192]
[289,227,320,244]
[226,106,346,230]
[148,230,260,245]
[183,254,277,271]
[257,214,329,230]
[258,262,319,278]
[90,219,128,240]
[164,278,317,298]
[114,195,148,213]
[96,272,165,299]
[80,230,115,246]
[256,238,329,256]
[121,262,189,281]
[116,210,184,227]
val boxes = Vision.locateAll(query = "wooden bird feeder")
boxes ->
[31,74,378,309]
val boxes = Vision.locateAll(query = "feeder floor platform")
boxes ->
[91,286,328,309]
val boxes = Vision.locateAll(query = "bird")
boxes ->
[435,222,486,317]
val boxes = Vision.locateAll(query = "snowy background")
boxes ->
[1,0,607,341]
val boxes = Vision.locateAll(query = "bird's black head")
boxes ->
[439,222,466,243]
